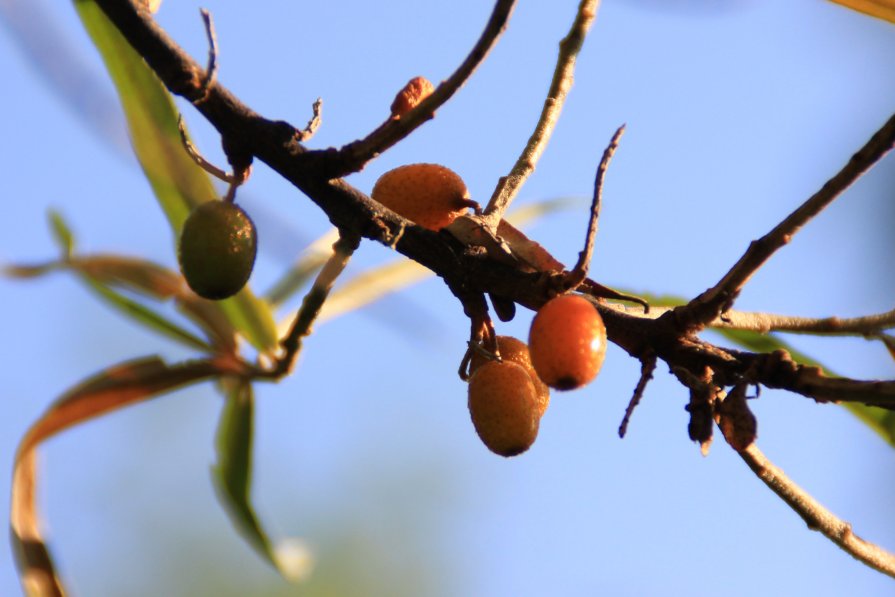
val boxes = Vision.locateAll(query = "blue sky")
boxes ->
[2,1,894,595]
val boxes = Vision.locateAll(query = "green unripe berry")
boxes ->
[178,200,257,300]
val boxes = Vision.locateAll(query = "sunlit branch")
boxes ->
[483,0,601,225]
[672,111,895,331]
[739,443,895,579]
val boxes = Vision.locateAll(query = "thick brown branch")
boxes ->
[91,0,895,417]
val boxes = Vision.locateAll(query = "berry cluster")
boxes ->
[369,162,608,458]
[467,295,607,457]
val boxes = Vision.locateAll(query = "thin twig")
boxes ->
[715,308,895,336]
[672,111,895,331]
[482,0,601,225]
[739,443,895,579]
[265,232,360,378]
[333,0,518,175]
[567,123,625,290]
[196,8,218,103]
[606,303,895,337]
[618,351,656,438]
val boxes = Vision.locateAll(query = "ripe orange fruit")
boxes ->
[529,294,607,391]
[390,76,435,119]
[178,200,257,300]
[468,360,540,457]
[470,336,550,418]
[371,163,472,231]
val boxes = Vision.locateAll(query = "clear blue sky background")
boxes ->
[1,1,894,595]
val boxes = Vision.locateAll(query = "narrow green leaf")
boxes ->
[74,1,210,229]
[265,229,340,307]
[48,210,75,259]
[218,293,279,353]
[80,275,212,352]
[12,355,230,595]
[212,380,288,576]
[73,1,278,353]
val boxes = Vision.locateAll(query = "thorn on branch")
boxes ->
[295,98,323,143]
[618,351,656,438]
[566,123,625,291]
[579,279,650,312]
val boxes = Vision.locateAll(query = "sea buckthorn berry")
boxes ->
[371,163,472,231]
[529,294,607,391]
[390,76,435,119]
[468,361,540,457]
[178,200,257,300]
[470,336,550,418]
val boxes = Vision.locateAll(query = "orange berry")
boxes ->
[371,163,471,231]
[470,336,550,418]
[529,294,607,391]
[390,76,435,119]
[468,361,540,457]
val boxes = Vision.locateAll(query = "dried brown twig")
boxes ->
[331,0,518,176]
[672,112,895,331]
[618,351,656,438]
[566,123,625,291]
[739,443,895,578]
[483,0,601,226]
[607,303,895,337]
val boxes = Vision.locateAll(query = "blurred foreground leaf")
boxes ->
[11,355,234,597]
[212,380,299,579]
[73,2,278,353]
[829,0,895,23]
[47,210,74,259]
[6,250,234,353]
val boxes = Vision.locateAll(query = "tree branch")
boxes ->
[670,111,895,332]
[483,0,601,225]
[331,0,518,177]
[739,443,895,578]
